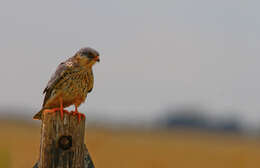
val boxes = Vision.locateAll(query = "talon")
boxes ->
[70,105,85,123]
[77,112,85,123]
[63,110,70,116]
[64,110,70,114]
[78,113,81,122]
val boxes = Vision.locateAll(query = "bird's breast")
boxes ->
[59,70,90,106]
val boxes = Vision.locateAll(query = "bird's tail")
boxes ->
[33,108,45,120]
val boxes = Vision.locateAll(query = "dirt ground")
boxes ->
[0,120,259,168]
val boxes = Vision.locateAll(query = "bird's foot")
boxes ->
[43,108,69,120]
[70,111,85,123]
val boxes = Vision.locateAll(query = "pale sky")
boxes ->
[0,0,260,126]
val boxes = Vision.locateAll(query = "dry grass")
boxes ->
[0,120,259,168]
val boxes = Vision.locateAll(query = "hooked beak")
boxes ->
[95,56,100,62]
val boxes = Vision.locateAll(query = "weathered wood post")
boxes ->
[33,111,95,168]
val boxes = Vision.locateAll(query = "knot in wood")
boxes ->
[58,135,72,150]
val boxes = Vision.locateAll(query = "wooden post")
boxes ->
[33,111,95,168]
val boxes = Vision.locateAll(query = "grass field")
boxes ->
[0,120,260,168]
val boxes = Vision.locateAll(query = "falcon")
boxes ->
[33,47,100,121]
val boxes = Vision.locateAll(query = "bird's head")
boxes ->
[75,47,100,67]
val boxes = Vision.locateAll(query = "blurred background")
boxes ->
[0,0,260,168]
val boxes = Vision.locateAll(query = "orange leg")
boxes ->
[59,97,64,119]
[71,104,85,123]
[43,97,69,120]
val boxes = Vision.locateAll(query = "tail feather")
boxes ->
[33,109,45,120]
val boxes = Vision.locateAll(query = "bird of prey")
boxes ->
[33,47,100,121]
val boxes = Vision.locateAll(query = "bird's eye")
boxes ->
[87,53,95,59]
